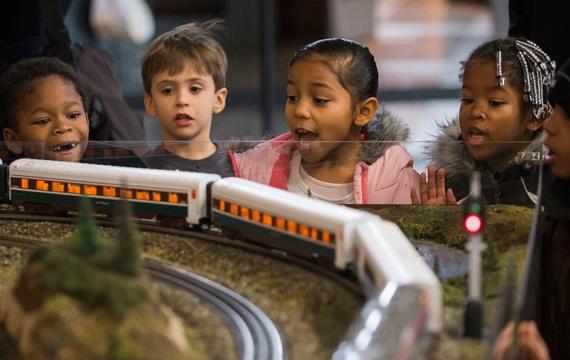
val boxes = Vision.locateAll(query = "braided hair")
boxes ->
[461,37,556,120]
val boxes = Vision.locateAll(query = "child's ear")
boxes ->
[3,128,23,155]
[213,87,228,114]
[526,116,545,132]
[354,97,379,126]
[143,93,158,116]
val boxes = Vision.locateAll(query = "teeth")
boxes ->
[51,143,77,152]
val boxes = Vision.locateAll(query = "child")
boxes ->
[141,21,232,176]
[492,58,570,360]
[229,38,418,204]
[423,38,556,206]
[0,56,145,167]
[0,57,89,162]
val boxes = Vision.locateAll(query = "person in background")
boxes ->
[0,56,145,167]
[493,58,570,360]
[419,38,555,206]
[229,38,418,204]
[140,20,232,176]
[509,0,570,70]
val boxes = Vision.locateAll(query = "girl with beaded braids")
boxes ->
[229,38,418,204]
[419,37,556,206]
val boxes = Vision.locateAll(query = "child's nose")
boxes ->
[53,125,72,134]
[176,91,190,107]
[470,101,485,119]
[294,100,310,118]
[542,114,555,135]
[52,116,73,134]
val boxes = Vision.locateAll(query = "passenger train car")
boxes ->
[0,158,442,340]
[5,158,219,225]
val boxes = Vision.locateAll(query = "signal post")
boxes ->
[463,171,486,339]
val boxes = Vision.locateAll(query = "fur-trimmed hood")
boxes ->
[425,117,545,181]
[229,110,410,165]
[358,111,410,164]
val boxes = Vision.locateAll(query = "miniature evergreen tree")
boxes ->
[111,199,142,277]
[72,197,104,257]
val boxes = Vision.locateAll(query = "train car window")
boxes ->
[240,206,250,219]
[19,178,29,189]
[191,189,197,199]
[310,228,318,240]
[217,199,226,211]
[11,178,19,187]
[68,183,81,194]
[179,193,188,204]
[252,210,261,222]
[276,217,286,230]
[230,203,238,215]
[152,192,161,202]
[262,213,272,226]
[36,180,49,191]
[84,185,98,196]
[168,192,178,203]
[52,181,65,192]
[322,230,331,244]
[287,220,297,234]
[136,190,150,201]
[104,186,117,197]
[299,224,309,237]
[121,189,133,199]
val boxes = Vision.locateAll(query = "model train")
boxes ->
[0,158,442,334]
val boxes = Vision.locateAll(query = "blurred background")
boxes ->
[65,0,506,170]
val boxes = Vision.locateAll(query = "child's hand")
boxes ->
[493,321,550,360]
[411,165,457,205]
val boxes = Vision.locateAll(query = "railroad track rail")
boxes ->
[0,235,285,360]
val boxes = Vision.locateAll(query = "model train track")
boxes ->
[0,235,285,360]
[0,211,362,296]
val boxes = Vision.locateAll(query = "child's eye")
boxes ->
[190,86,202,94]
[489,100,505,107]
[286,95,298,103]
[460,98,473,105]
[160,88,174,95]
[33,118,50,125]
[68,112,82,119]
[314,98,329,105]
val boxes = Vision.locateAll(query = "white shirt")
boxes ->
[287,151,354,204]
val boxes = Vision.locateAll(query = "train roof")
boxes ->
[9,158,220,190]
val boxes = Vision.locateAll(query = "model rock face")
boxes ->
[0,198,190,360]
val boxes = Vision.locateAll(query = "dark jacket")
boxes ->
[509,0,570,69]
[425,118,544,206]
[537,173,570,360]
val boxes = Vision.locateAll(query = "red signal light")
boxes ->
[464,214,483,234]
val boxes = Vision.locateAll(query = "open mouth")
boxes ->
[49,142,79,152]
[295,128,318,142]
[465,128,486,145]
[175,113,193,120]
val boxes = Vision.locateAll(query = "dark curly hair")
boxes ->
[0,57,87,136]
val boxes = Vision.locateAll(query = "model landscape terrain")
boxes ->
[0,204,533,359]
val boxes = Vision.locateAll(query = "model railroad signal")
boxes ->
[464,171,486,339]
[463,195,484,235]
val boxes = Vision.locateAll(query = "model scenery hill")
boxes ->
[0,198,190,360]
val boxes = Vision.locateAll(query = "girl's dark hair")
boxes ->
[461,37,556,120]
[0,57,87,132]
[289,38,379,106]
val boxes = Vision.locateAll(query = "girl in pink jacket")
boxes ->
[229,38,418,204]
